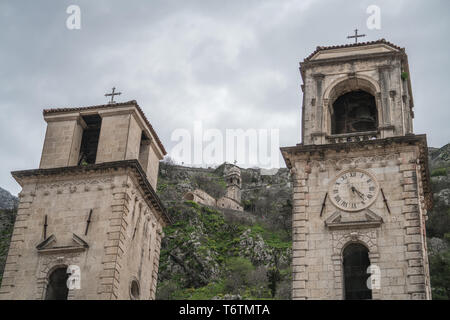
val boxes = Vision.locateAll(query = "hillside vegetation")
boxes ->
[155,163,292,299]
[427,144,450,299]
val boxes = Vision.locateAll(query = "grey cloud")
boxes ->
[0,0,449,195]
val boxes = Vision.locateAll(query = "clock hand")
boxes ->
[351,185,365,200]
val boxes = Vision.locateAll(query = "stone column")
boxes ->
[378,66,395,138]
[311,74,325,144]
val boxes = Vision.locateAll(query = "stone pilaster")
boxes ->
[400,162,428,299]
[149,229,163,299]
[0,190,35,298]
[98,182,130,300]
[291,165,310,299]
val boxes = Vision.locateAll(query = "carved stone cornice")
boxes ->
[11,160,172,225]
[280,134,432,210]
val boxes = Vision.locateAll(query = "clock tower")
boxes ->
[281,39,433,300]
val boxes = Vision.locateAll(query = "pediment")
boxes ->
[36,233,89,254]
[310,43,400,61]
[324,208,383,230]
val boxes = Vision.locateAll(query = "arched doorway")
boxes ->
[183,192,195,201]
[45,267,69,300]
[331,90,378,134]
[343,243,372,300]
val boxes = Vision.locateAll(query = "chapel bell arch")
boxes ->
[324,76,382,136]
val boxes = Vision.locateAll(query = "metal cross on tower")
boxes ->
[347,29,366,44]
[105,87,122,104]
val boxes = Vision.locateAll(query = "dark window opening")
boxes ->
[331,90,377,134]
[78,114,102,165]
[343,243,372,300]
[130,280,140,300]
[138,132,151,169]
[45,267,69,300]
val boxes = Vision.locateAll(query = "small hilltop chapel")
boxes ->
[0,95,171,300]
[183,164,244,211]
[281,38,433,300]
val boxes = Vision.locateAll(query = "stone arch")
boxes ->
[323,76,382,136]
[340,239,373,255]
[335,232,377,256]
[331,231,380,299]
[183,191,195,201]
[324,75,381,104]
[36,253,82,300]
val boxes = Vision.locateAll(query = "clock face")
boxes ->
[329,169,379,212]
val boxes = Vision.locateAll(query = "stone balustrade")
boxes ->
[326,131,379,144]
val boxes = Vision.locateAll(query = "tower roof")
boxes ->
[225,165,241,177]
[303,39,405,62]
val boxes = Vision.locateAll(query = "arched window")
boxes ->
[343,243,372,300]
[331,90,377,134]
[45,267,69,300]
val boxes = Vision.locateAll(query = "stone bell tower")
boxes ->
[225,165,242,203]
[281,39,432,300]
[0,100,171,300]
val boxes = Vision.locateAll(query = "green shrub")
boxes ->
[429,250,450,300]
[224,257,255,293]
[401,71,409,80]
[431,167,447,177]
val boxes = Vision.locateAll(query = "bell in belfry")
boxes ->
[354,105,375,122]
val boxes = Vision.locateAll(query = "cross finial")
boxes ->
[347,28,366,44]
[105,87,122,104]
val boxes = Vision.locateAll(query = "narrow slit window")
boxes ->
[138,132,151,171]
[78,114,102,165]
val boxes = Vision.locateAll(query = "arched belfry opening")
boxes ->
[343,243,372,300]
[331,90,378,134]
[45,267,69,300]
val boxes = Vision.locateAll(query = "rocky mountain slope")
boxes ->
[155,163,292,299]
[0,188,17,284]
[426,144,450,299]
[0,187,17,210]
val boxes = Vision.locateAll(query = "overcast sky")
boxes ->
[0,0,449,195]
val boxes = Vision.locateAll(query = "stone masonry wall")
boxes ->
[290,143,430,299]
[39,118,83,169]
[0,168,164,300]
